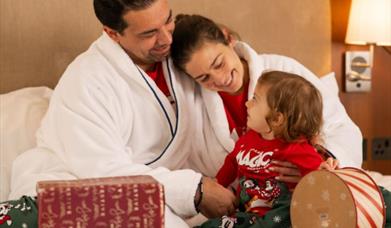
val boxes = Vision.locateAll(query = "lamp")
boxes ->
[344,0,391,92]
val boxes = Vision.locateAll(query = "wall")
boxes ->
[0,0,331,93]
[0,1,102,92]
[330,0,391,174]
[170,0,331,76]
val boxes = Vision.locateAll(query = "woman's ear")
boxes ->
[218,24,239,47]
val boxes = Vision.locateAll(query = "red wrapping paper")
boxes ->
[37,175,165,228]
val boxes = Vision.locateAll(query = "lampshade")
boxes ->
[345,0,391,46]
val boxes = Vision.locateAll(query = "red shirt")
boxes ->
[216,130,322,216]
[145,62,170,97]
[218,81,249,137]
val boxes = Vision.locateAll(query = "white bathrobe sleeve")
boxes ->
[259,54,363,168]
[40,67,201,217]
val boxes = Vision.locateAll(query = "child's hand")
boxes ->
[319,158,339,171]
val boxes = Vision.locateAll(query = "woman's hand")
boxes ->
[319,158,339,171]
[268,160,301,183]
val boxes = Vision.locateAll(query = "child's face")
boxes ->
[245,84,274,139]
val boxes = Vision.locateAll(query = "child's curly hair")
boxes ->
[258,71,323,145]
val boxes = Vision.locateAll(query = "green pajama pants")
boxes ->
[197,179,291,228]
[197,186,391,228]
[0,196,37,227]
[1,187,390,228]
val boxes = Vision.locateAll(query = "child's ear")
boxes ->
[272,112,284,127]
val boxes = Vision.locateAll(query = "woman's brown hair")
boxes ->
[171,14,228,72]
[259,71,323,145]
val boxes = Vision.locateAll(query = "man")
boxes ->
[5,0,236,227]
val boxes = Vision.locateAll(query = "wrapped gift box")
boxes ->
[37,175,165,228]
[291,168,385,228]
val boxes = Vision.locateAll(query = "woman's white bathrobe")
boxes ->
[188,42,363,177]
[9,33,202,224]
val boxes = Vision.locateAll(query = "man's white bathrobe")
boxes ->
[10,33,201,226]
[187,42,363,177]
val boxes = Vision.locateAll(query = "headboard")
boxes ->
[0,0,331,93]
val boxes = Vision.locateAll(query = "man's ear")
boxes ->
[103,26,120,43]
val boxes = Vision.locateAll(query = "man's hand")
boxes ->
[319,158,339,171]
[198,177,237,218]
[268,160,301,183]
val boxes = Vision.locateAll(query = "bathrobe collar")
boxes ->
[199,41,261,152]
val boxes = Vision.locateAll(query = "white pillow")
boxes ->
[0,87,52,201]
[320,72,339,96]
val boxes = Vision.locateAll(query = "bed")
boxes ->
[1,0,390,222]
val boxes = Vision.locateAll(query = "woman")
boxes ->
[171,14,361,179]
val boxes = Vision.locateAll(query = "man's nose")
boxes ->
[157,27,172,46]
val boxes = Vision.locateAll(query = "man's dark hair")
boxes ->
[93,0,157,33]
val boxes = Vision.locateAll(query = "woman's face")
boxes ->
[184,41,244,94]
